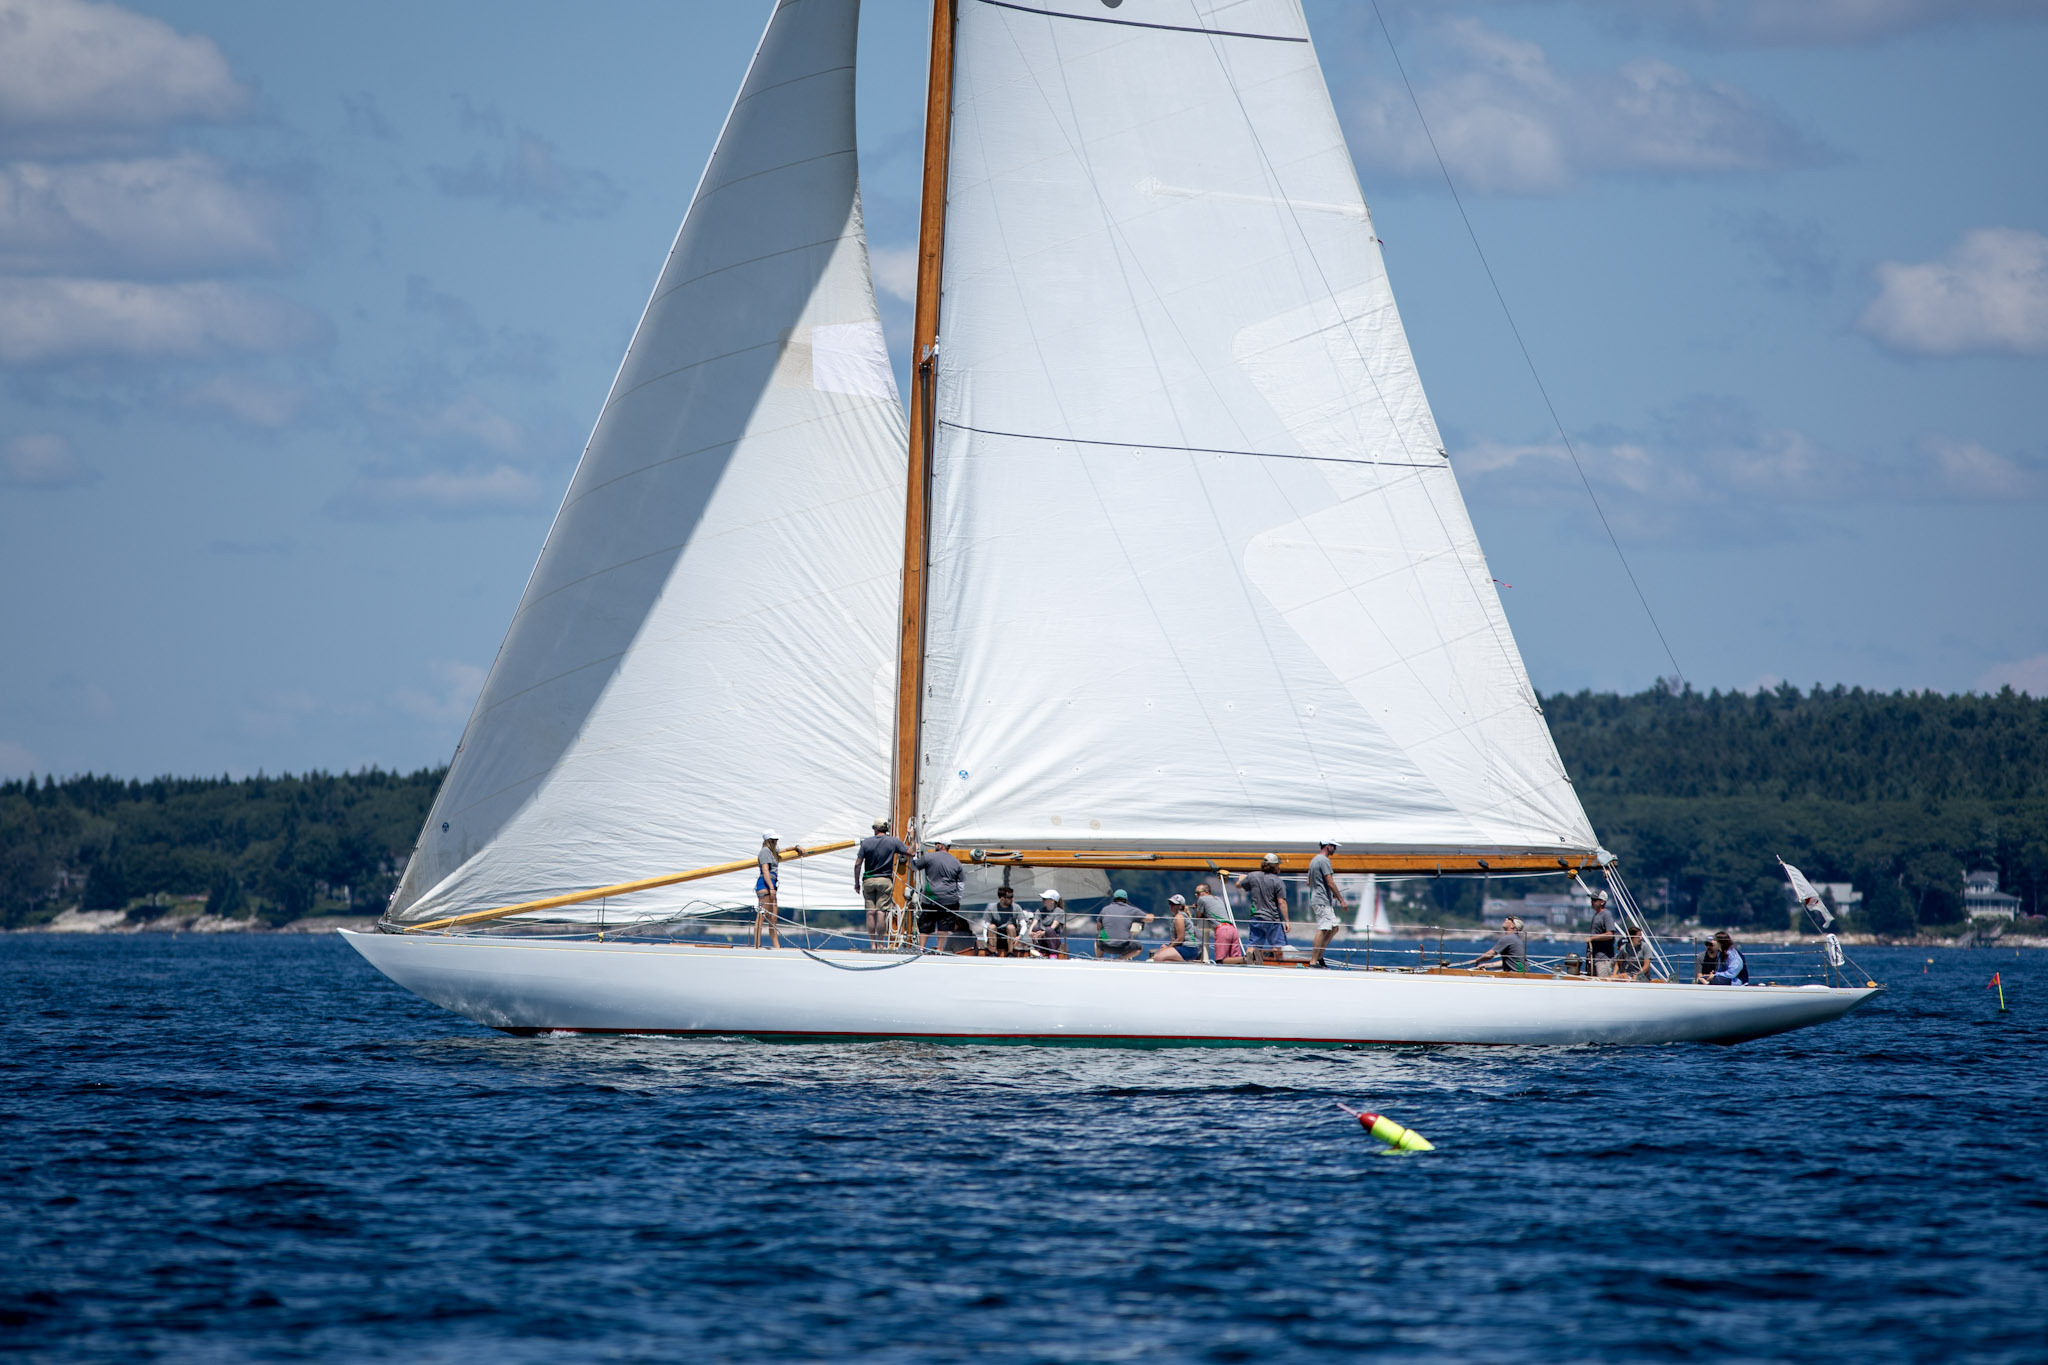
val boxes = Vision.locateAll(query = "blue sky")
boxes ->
[1,0,2044,781]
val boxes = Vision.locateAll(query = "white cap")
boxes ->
[1169,894,1187,905]
[1040,888,1061,901]
[1320,838,1341,849]
[761,830,778,841]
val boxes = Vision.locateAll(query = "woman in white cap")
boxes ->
[753,832,783,948]
[1032,888,1067,958]
[1151,894,1201,962]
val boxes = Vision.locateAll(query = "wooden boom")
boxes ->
[400,839,857,934]
[962,849,1603,876]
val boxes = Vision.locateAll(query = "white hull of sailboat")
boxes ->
[341,931,1876,1047]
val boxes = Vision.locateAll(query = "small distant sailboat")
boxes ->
[345,0,1876,1045]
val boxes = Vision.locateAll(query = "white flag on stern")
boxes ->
[1779,858,1835,928]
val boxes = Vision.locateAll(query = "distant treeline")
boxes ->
[1548,682,2047,931]
[3,684,2043,931]
[0,769,441,929]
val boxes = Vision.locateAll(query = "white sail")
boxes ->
[389,0,904,923]
[916,0,1595,856]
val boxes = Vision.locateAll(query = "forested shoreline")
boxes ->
[3,684,2043,932]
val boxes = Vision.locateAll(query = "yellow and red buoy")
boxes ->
[1338,1103,1435,1151]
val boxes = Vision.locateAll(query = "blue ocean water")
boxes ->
[2,935,2043,1363]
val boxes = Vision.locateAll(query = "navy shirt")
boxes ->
[856,834,910,880]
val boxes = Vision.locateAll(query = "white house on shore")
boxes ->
[1964,869,2021,920]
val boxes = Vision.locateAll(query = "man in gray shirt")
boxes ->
[1237,853,1290,963]
[1097,889,1153,960]
[1471,915,1527,972]
[1306,840,1348,969]
[911,839,970,952]
[853,818,910,948]
[1586,891,1617,976]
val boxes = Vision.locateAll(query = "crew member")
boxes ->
[1033,888,1067,958]
[1152,894,1202,962]
[1586,890,1619,975]
[1307,839,1347,968]
[1706,930,1750,985]
[1471,914,1527,972]
[1238,854,1290,963]
[853,818,910,949]
[753,831,802,949]
[1098,889,1153,960]
[912,837,971,952]
[985,884,1023,957]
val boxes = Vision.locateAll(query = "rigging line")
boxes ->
[1367,0,1685,688]
[937,421,1440,469]
[976,0,1305,44]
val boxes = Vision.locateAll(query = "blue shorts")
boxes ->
[1247,920,1288,950]
[1173,943,1202,961]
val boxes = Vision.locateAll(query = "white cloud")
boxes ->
[1345,19,1824,193]
[0,738,40,777]
[394,660,486,725]
[869,244,917,305]
[1978,652,2048,697]
[180,372,309,426]
[1923,436,2048,500]
[2,430,94,487]
[0,0,249,153]
[326,464,545,519]
[0,153,291,277]
[429,129,623,219]
[0,277,326,363]
[1538,0,2048,47]
[1860,228,2048,356]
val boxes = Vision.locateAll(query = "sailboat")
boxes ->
[345,0,1877,1046]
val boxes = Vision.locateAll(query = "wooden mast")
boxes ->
[891,0,955,851]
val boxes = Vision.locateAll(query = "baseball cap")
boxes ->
[1320,838,1341,849]
[872,817,888,830]
[1040,888,1061,901]
[1169,894,1187,906]
[761,830,778,841]
[1262,852,1281,866]
[1112,889,1129,901]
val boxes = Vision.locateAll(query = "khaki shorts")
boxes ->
[861,876,894,915]
[1311,899,1341,932]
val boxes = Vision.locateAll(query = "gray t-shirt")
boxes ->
[856,834,910,880]
[1195,893,1232,926]
[912,848,964,905]
[756,846,777,890]
[1240,870,1288,922]
[1101,905,1144,944]
[1588,907,1616,954]
[1488,930,1527,970]
[1308,853,1337,906]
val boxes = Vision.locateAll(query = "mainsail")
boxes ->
[389,0,905,923]
[916,0,1596,857]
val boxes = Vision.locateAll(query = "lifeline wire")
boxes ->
[1367,0,1686,688]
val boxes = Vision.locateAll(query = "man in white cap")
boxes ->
[1307,839,1348,968]
[912,837,970,952]
[1033,888,1067,958]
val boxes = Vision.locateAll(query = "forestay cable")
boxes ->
[1367,1,1686,688]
